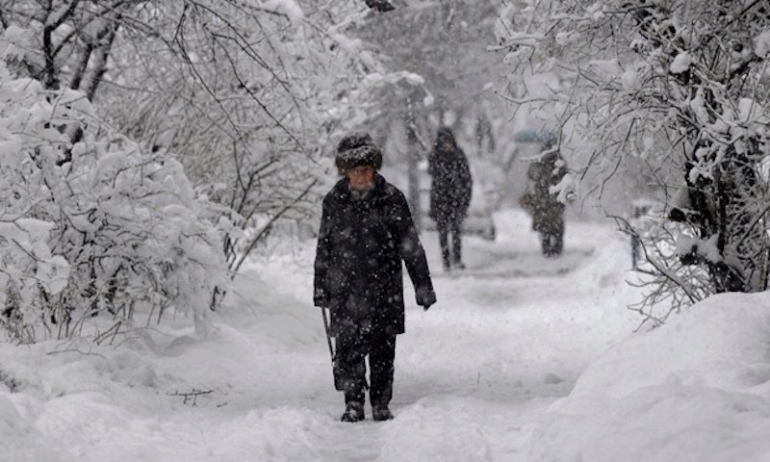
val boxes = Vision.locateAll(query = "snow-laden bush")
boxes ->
[0,45,227,343]
[496,0,770,324]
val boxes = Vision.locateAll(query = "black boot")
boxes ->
[372,404,394,421]
[340,401,365,422]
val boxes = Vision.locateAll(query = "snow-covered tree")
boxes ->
[0,1,401,278]
[0,31,227,342]
[351,1,505,145]
[496,0,770,321]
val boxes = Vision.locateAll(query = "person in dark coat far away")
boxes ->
[428,127,473,271]
[519,135,569,257]
[314,132,436,423]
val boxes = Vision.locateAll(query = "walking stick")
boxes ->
[321,307,344,391]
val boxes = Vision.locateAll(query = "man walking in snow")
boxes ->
[314,132,437,422]
[428,126,473,271]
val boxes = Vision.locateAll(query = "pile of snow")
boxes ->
[527,291,770,462]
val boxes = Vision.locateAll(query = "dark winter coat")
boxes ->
[520,151,568,234]
[314,174,434,336]
[428,129,473,227]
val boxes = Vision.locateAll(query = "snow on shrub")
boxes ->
[0,39,227,342]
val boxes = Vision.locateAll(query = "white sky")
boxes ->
[1,208,770,461]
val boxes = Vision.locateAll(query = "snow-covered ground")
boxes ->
[2,208,770,461]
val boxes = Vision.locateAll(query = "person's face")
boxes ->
[347,165,375,190]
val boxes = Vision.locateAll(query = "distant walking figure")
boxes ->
[428,127,473,271]
[520,135,569,258]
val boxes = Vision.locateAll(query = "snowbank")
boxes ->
[527,291,770,462]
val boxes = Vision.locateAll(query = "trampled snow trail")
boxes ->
[163,209,639,462]
[2,210,641,462]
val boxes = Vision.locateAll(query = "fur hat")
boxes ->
[434,126,458,150]
[335,132,383,175]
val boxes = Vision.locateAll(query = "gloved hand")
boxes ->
[314,288,329,308]
[416,286,436,311]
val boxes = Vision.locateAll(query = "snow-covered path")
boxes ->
[155,210,638,461]
[1,210,643,462]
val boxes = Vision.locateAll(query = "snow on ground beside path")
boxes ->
[4,208,768,461]
[526,289,770,462]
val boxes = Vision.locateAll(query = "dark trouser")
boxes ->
[539,230,564,257]
[335,326,396,407]
[631,234,641,269]
[437,218,463,269]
